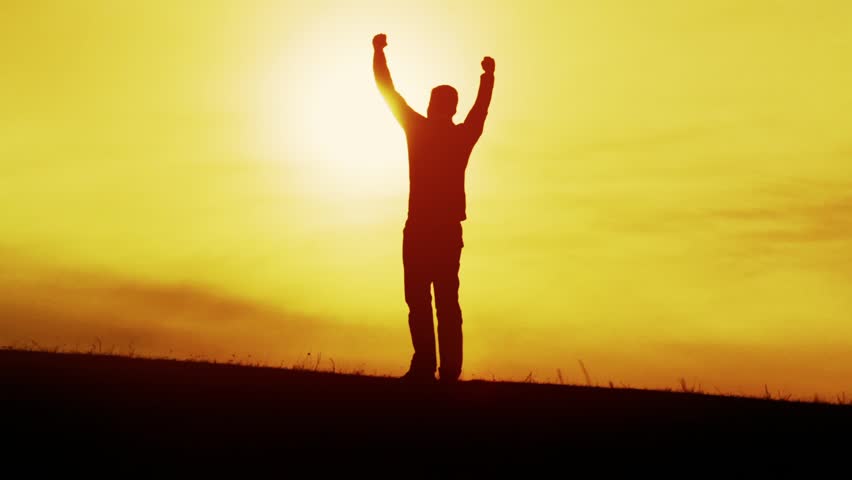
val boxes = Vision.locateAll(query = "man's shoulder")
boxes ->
[401,112,428,132]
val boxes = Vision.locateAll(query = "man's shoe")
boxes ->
[399,370,437,384]
[438,369,460,385]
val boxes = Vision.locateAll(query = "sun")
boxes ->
[250,23,421,208]
[248,9,477,224]
[296,51,409,200]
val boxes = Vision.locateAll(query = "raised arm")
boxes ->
[373,34,420,129]
[462,56,495,143]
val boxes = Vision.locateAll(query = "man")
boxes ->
[372,33,495,383]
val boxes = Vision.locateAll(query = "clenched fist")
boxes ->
[481,56,495,74]
[373,33,387,50]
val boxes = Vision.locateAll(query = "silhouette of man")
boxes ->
[372,33,494,384]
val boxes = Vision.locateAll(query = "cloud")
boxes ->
[589,176,852,245]
[711,189,852,245]
[0,256,404,368]
[567,123,724,156]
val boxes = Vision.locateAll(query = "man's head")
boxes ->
[427,85,458,122]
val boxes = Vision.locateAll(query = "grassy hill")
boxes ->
[3,348,850,468]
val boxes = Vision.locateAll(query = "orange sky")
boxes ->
[2,0,851,399]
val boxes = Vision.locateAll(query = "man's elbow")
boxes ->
[374,74,394,91]
[374,80,392,97]
[377,85,396,102]
[466,119,486,138]
[468,109,488,124]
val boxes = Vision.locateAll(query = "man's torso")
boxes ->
[404,120,476,225]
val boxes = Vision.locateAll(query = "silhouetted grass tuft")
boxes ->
[578,359,593,386]
[4,341,851,406]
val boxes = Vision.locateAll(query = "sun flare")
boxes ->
[5,0,852,401]
[298,53,408,199]
[251,21,432,208]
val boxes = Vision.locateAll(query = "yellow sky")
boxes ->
[2,0,851,399]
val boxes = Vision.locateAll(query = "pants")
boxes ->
[402,219,464,380]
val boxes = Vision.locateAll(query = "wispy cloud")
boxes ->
[0,256,403,368]
[711,186,852,245]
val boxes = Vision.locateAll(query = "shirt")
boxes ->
[374,49,494,224]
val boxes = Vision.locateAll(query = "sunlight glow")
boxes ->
[298,54,407,199]
[4,0,852,400]
[252,14,415,208]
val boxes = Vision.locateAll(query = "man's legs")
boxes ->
[434,225,464,382]
[402,224,437,378]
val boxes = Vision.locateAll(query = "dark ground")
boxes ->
[2,349,850,471]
